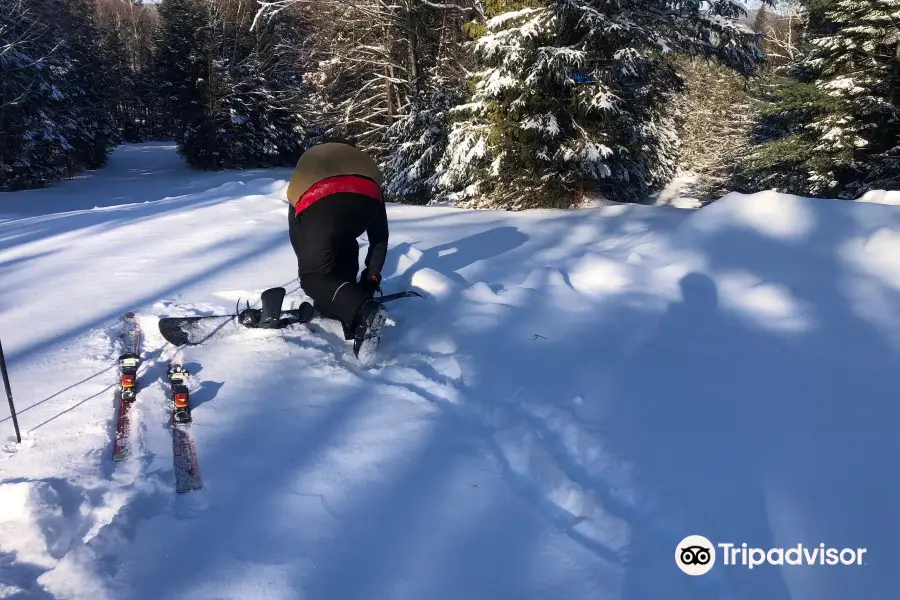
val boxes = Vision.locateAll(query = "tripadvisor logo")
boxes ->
[676,536,868,574]
[676,535,716,575]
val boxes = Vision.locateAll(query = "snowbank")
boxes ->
[857,189,900,205]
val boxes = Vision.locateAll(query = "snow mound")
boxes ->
[715,270,813,333]
[843,227,900,291]
[385,243,424,280]
[409,267,456,300]
[243,177,288,197]
[857,190,900,205]
[686,190,817,241]
[568,255,632,295]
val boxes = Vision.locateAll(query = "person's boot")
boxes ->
[349,298,388,364]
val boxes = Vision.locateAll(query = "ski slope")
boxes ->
[0,143,898,599]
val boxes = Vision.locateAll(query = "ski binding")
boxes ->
[168,364,192,424]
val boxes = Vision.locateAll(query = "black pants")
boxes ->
[288,193,380,328]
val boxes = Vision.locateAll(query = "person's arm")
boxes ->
[364,201,389,277]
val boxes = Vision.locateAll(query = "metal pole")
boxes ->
[0,338,22,443]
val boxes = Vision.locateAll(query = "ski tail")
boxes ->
[173,425,203,493]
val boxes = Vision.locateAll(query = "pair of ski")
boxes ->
[112,312,202,493]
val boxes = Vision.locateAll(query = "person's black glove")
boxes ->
[360,269,382,297]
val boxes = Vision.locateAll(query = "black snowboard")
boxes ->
[159,303,315,347]
[157,288,424,347]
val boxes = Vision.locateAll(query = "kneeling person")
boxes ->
[286,138,389,356]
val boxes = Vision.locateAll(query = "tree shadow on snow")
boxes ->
[0,143,292,257]
[4,227,286,368]
[380,225,529,289]
[0,142,290,217]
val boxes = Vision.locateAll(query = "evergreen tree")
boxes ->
[739,0,900,198]
[155,0,210,152]
[753,5,770,34]
[382,87,463,204]
[435,0,770,209]
[379,3,474,204]
[0,0,119,190]
[96,0,170,142]
[156,0,310,170]
[804,0,900,195]
[56,0,121,171]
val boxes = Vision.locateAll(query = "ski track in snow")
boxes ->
[0,143,898,599]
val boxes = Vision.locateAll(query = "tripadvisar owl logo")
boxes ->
[676,535,716,575]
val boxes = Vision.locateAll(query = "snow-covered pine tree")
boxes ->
[380,3,474,204]
[221,6,312,168]
[381,87,461,204]
[155,0,209,150]
[739,0,899,198]
[96,0,168,142]
[802,0,900,196]
[382,87,462,204]
[157,0,310,170]
[0,0,56,189]
[753,5,770,33]
[0,0,119,191]
[56,0,120,172]
[436,0,770,209]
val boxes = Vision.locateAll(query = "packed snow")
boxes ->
[0,143,897,599]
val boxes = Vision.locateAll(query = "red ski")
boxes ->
[113,312,141,461]
[168,360,203,492]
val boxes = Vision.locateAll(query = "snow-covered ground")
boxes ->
[1,143,897,599]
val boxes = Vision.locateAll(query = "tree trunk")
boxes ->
[383,18,395,123]
[407,3,420,91]
[889,40,900,106]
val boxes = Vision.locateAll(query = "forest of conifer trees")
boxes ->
[1,0,897,207]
